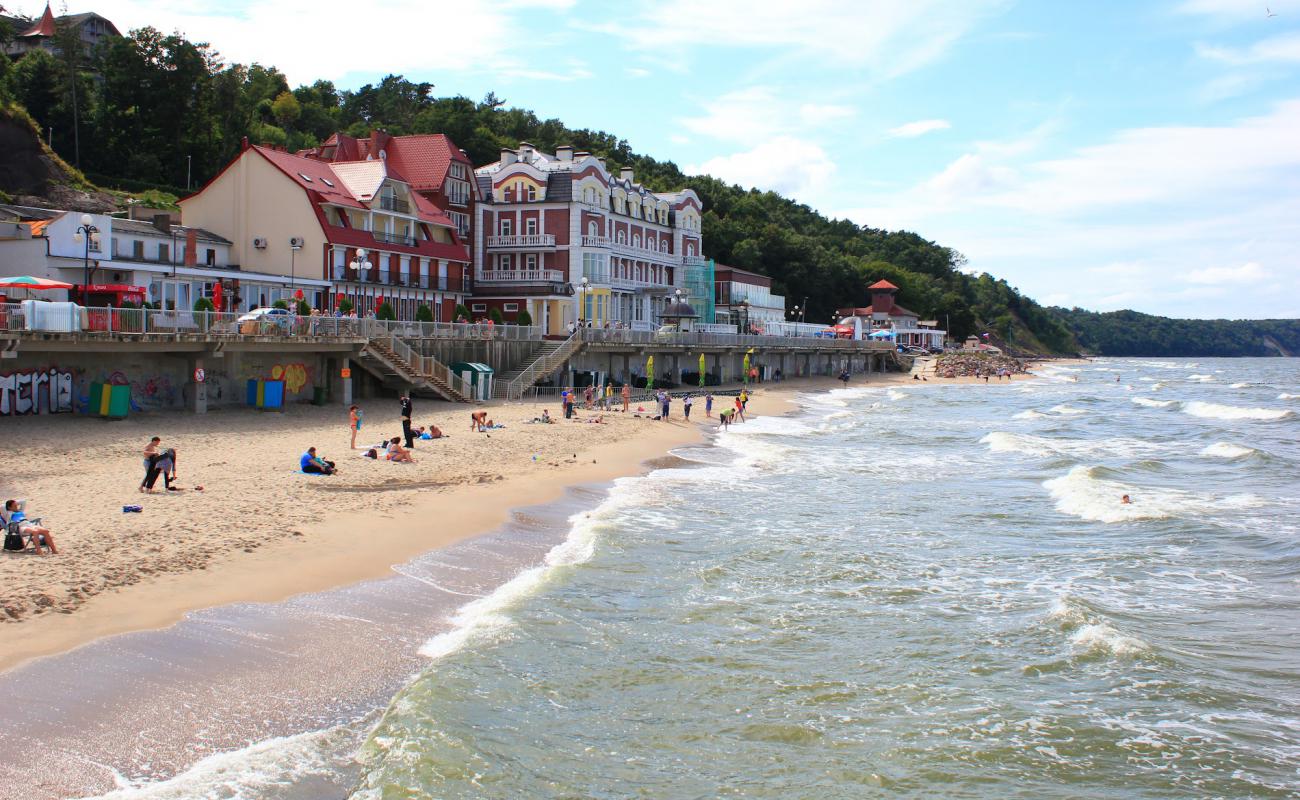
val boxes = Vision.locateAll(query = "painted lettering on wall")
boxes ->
[0,368,74,416]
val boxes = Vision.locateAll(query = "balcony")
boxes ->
[486,234,556,249]
[373,231,416,247]
[581,234,611,248]
[447,191,470,207]
[378,196,410,214]
[582,269,678,293]
[610,239,679,264]
[475,269,566,284]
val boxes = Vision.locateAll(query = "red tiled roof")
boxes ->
[301,132,471,193]
[868,279,899,291]
[253,145,365,209]
[22,4,56,37]
[838,304,918,318]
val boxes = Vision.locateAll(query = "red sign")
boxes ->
[340,368,352,379]
[194,367,206,383]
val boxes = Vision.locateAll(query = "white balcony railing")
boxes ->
[486,234,555,249]
[581,235,611,247]
[610,239,679,263]
[582,269,678,292]
[475,269,566,284]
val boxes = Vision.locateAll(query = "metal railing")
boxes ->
[498,331,582,400]
[575,326,896,351]
[378,196,410,213]
[373,231,416,247]
[388,335,474,399]
[474,269,565,284]
[486,234,556,248]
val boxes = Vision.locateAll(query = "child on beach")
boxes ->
[349,405,363,449]
[734,396,746,423]
[705,393,714,417]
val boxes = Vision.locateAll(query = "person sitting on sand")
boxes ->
[541,409,552,424]
[3,499,58,554]
[421,424,444,439]
[387,437,416,463]
[300,446,337,475]
[470,410,489,432]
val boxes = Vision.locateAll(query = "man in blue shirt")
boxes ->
[300,447,336,475]
[3,499,59,554]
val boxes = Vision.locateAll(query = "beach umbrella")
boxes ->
[698,353,707,387]
[212,281,224,311]
[646,355,655,391]
[0,276,73,290]
[742,352,751,384]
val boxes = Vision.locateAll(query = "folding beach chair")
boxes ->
[1,511,40,554]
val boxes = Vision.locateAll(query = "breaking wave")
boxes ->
[1199,442,1258,460]
[1131,397,1179,409]
[1042,465,1261,524]
[1182,401,1294,422]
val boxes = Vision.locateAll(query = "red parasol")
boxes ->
[212,281,224,311]
[295,289,304,300]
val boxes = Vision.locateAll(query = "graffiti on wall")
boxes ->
[0,368,74,416]
[270,363,310,394]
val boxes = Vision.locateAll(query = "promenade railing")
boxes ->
[388,334,474,399]
[575,326,891,351]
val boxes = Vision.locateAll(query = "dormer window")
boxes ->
[527,185,537,201]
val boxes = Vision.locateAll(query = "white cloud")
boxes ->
[1177,0,1273,18]
[1186,261,1270,283]
[598,0,1007,76]
[680,87,854,145]
[86,0,571,84]
[686,136,835,201]
[1196,32,1300,64]
[626,67,652,78]
[888,119,951,138]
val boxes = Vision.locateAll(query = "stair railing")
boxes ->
[500,329,583,400]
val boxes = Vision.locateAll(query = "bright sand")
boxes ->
[0,365,1037,673]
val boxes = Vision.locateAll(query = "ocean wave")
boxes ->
[74,717,369,799]
[1279,393,1300,400]
[1151,382,1166,390]
[1046,596,1148,659]
[1229,383,1249,389]
[886,388,908,401]
[1013,409,1049,420]
[981,432,1159,459]
[1188,374,1215,382]
[1182,401,1294,422]
[1199,442,1258,460]
[1049,404,1088,416]
[1131,397,1179,409]
[1042,465,1262,523]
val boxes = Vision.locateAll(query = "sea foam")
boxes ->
[1132,397,1179,409]
[1182,401,1294,422]
[1199,442,1257,460]
[1279,393,1300,400]
[1049,404,1088,416]
[1043,465,1262,523]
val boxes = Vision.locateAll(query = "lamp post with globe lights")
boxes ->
[72,213,101,299]
[348,249,373,313]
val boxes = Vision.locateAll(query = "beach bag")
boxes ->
[3,529,25,551]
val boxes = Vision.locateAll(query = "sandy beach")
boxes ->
[0,363,1042,674]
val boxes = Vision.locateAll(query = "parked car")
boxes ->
[237,306,292,334]
[237,307,291,323]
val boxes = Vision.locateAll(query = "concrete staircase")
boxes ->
[492,334,583,399]
[359,336,473,403]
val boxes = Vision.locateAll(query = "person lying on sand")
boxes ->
[387,437,416,463]
[300,446,337,475]
[419,424,445,440]
[3,499,58,554]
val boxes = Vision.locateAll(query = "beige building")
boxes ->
[181,141,471,319]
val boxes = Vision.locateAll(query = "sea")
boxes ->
[14,358,1300,799]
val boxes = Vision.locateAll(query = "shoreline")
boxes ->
[0,376,861,674]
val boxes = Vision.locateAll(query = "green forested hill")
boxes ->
[0,25,1291,356]
[1054,309,1300,357]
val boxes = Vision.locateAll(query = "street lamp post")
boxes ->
[348,248,373,312]
[740,298,750,336]
[579,276,590,325]
[72,213,100,300]
[289,238,302,296]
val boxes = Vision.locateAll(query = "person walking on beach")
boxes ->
[349,405,363,449]
[734,395,746,423]
[740,389,749,411]
[400,393,414,448]
[705,393,714,417]
[140,436,161,492]
[621,383,631,413]
[683,394,693,421]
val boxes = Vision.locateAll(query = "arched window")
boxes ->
[588,220,599,237]
[686,243,695,257]
[632,235,640,249]
[616,230,626,244]
[527,185,537,201]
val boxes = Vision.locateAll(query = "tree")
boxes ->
[339,298,354,315]
[296,299,311,316]
[193,297,215,312]
[271,91,301,128]
[488,307,504,325]
[454,303,470,322]
[415,304,434,322]
[376,301,396,320]
[272,299,289,310]
[515,308,533,326]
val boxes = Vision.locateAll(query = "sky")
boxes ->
[32,0,1300,319]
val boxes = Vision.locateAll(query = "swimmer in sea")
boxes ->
[1121,494,1132,504]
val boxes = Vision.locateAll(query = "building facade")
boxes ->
[837,279,947,349]
[713,264,785,333]
[180,140,471,320]
[473,143,704,335]
[2,4,120,58]
[0,203,326,311]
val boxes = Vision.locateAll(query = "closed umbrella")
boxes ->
[212,281,224,312]
[742,352,751,385]
[698,353,707,388]
[646,355,655,391]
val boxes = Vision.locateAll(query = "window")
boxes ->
[321,178,334,187]
[525,218,538,235]
[504,302,518,312]
[632,235,641,249]
[450,163,466,179]
[132,240,144,260]
[616,230,626,244]
[500,254,513,270]
[525,254,537,270]
[205,248,216,266]
[298,172,314,183]
[158,242,170,263]
[584,187,595,204]
[588,221,599,236]
[500,218,513,236]
[527,185,537,201]
[471,303,487,313]
[446,178,470,206]
[450,211,470,238]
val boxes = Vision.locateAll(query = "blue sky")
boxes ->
[71,0,1300,319]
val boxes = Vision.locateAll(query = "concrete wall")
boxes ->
[0,350,329,418]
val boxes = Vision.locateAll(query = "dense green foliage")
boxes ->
[0,25,1290,355]
[1054,308,1300,357]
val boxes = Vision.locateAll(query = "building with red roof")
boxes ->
[837,278,947,350]
[179,138,471,319]
[3,4,120,59]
